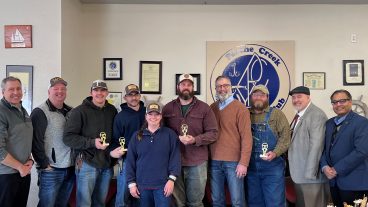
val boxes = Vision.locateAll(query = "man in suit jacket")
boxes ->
[288,86,329,207]
[320,89,368,207]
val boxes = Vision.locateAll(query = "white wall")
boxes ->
[63,3,368,118]
[0,0,61,108]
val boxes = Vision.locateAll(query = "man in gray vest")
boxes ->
[0,76,33,207]
[31,77,74,207]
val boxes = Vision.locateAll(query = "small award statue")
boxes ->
[119,137,128,152]
[260,143,268,158]
[100,132,109,146]
[181,124,188,137]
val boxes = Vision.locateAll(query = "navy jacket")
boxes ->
[126,127,181,189]
[320,111,368,190]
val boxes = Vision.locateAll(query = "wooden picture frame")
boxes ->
[303,72,326,90]
[4,25,32,48]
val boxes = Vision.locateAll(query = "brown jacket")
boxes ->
[162,97,218,166]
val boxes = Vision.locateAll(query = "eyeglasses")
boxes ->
[252,93,267,98]
[215,84,231,89]
[331,99,350,105]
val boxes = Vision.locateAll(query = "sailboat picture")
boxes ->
[4,25,32,48]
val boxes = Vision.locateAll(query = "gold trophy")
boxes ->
[119,137,128,152]
[181,124,188,136]
[100,132,109,146]
[260,143,268,158]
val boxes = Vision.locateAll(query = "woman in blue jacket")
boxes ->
[126,102,181,207]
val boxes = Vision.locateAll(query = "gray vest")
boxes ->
[39,103,72,168]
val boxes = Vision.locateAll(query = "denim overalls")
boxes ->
[247,108,285,207]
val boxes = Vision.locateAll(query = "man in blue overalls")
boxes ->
[247,85,291,207]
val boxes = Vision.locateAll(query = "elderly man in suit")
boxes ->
[320,89,368,207]
[288,86,329,207]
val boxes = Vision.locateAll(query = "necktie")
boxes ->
[290,114,299,137]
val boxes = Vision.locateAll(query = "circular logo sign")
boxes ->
[210,44,291,109]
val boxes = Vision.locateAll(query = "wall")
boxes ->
[0,0,62,108]
[63,3,368,118]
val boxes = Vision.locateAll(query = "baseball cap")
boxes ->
[50,77,67,87]
[146,102,162,114]
[91,80,108,90]
[252,85,269,95]
[178,74,194,84]
[125,84,140,95]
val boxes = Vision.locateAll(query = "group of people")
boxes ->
[0,73,368,207]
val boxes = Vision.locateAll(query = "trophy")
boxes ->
[260,143,268,158]
[119,137,128,152]
[100,132,109,146]
[181,124,188,136]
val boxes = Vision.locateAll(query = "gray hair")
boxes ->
[215,75,232,86]
[1,76,22,91]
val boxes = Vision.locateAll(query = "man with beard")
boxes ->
[209,75,252,207]
[247,84,290,207]
[110,84,145,207]
[162,74,218,207]
[288,86,329,207]
[320,90,368,207]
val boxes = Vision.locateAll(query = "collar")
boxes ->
[175,96,197,106]
[46,99,72,112]
[1,98,22,111]
[143,127,161,136]
[218,95,234,110]
[334,112,350,125]
[296,101,311,117]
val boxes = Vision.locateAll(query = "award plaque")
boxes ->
[181,124,188,136]
[260,143,268,158]
[100,132,109,146]
[119,137,128,152]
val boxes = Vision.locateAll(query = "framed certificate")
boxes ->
[139,61,162,94]
[343,60,364,85]
[107,92,122,111]
[6,65,33,114]
[303,72,325,90]
[175,74,201,95]
[103,58,122,80]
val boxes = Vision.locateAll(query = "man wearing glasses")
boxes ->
[110,84,146,207]
[247,84,290,207]
[320,89,368,207]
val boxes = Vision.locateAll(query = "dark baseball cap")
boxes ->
[50,77,67,87]
[91,80,108,90]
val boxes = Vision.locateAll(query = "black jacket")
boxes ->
[63,96,117,168]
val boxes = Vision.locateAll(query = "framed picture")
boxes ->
[4,25,32,48]
[343,60,364,85]
[103,58,122,80]
[139,61,162,94]
[106,92,122,111]
[175,74,201,95]
[6,65,33,114]
[303,72,326,90]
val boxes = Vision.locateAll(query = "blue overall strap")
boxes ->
[264,107,273,123]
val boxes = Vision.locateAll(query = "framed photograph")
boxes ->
[4,25,32,48]
[303,72,326,90]
[6,65,33,114]
[103,58,122,80]
[175,74,201,95]
[106,92,122,111]
[343,60,364,85]
[139,61,162,94]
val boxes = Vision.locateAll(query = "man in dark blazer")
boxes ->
[320,89,368,207]
[288,86,329,207]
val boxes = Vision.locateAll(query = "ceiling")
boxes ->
[80,0,368,5]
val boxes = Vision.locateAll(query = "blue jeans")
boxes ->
[173,161,207,207]
[37,167,75,207]
[247,156,285,207]
[76,161,113,207]
[140,186,171,207]
[210,160,245,207]
[116,159,139,207]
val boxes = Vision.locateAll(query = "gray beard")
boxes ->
[216,93,233,102]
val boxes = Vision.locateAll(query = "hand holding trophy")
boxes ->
[260,143,268,158]
[181,124,188,137]
[119,137,128,152]
[100,132,110,146]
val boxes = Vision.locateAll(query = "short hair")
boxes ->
[1,76,22,91]
[215,75,232,86]
[330,89,352,101]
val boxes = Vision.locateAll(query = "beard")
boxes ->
[251,99,269,111]
[216,92,233,102]
[178,89,195,100]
